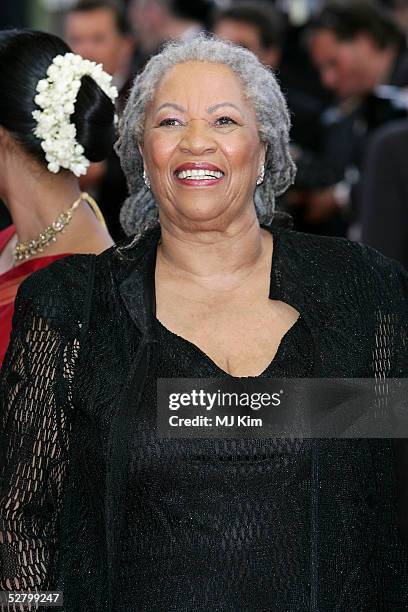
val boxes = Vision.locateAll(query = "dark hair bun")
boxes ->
[72,74,116,162]
[0,29,116,169]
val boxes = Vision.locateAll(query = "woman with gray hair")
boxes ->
[117,31,295,237]
[1,34,408,611]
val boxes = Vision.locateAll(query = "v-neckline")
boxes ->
[155,225,306,378]
[155,313,303,378]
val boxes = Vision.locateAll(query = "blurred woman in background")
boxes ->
[0,29,116,365]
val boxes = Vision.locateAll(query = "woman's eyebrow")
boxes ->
[156,102,186,113]
[207,102,241,114]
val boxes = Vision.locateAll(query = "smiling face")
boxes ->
[140,61,266,230]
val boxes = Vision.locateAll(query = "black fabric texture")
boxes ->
[0,219,408,611]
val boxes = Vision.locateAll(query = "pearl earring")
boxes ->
[143,169,151,189]
[256,164,265,186]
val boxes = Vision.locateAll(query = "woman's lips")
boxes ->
[174,163,225,186]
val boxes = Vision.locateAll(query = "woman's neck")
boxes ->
[3,169,82,243]
[157,210,273,293]
[1,155,112,258]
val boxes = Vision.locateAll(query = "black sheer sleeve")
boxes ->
[0,256,92,610]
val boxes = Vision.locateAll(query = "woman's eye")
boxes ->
[214,116,238,126]
[158,118,183,127]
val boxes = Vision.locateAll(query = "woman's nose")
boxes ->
[178,119,217,155]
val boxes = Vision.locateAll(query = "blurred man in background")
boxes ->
[213,0,284,68]
[65,0,134,95]
[306,0,408,239]
[128,0,211,58]
[127,0,166,60]
[308,0,408,99]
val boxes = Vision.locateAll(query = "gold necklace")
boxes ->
[12,192,106,265]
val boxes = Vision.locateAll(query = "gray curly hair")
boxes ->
[115,33,296,238]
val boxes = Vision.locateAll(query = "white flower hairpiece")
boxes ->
[32,52,119,177]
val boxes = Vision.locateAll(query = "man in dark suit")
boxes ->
[306,0,408,238]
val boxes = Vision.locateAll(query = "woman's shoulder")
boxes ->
[14,252,98,330]
[279,225,369,261]
[15,224,159,305]
[14,227,152,312]
[281,226,407,291]
[18,251,95,289]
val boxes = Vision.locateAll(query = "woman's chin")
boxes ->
[178,200,226,220]
[171,201,230,226]
[165,212,232,233]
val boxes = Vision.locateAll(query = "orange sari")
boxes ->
[0,225,72,367]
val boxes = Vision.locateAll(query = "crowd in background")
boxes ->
[1,0,407,269]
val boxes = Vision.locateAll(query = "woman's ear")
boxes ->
[259,143,267,170]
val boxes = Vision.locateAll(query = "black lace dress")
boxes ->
[1,222,408,611]
[119,314,315,612]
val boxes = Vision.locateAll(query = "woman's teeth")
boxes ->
[176,169,223,180]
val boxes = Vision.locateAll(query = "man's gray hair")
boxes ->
[115,34,296,237]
